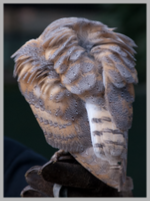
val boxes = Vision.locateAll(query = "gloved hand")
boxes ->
[21,152,133,197]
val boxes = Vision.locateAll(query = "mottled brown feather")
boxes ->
[11,17,138,191]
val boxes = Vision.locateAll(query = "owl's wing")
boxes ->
[91,32,138,131]
[12,39,92,153]
[73,30,137,191]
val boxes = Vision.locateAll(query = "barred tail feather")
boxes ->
[85,102,127,165]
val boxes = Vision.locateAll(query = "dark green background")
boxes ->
[4,4,146,197]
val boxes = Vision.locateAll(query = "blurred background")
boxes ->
[4,4,146,197]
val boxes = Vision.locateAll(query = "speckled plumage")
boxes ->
[11,17,138,192]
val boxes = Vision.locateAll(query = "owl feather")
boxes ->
[11,17,138,192]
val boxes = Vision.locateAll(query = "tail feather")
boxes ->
[71,146,133,192]
[85,102,127,165]
[84,102,129,191]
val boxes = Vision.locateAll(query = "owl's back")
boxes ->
[12,17,138,191]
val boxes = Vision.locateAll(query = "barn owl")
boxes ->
[11,17,138,192]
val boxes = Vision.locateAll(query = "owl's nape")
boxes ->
[11,17,137,192]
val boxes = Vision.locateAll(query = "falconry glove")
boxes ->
[21,152,133,197]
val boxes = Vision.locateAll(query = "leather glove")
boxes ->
[21,152,133,197]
